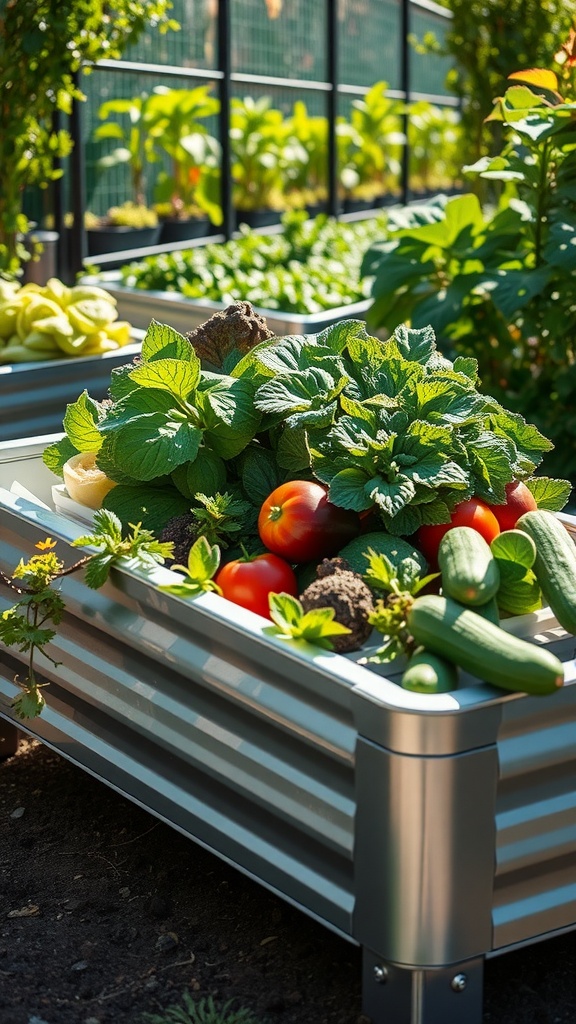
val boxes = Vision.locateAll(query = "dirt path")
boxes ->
[0,738,574,1024]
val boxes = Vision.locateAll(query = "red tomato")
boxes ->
[416,497,501,566]
[486,480,538,532]
[258,480,360,563]
[215,552,298,620]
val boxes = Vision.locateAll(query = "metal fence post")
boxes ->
[69,70,87,281]
[218,0,234,240]
[327,0,339,218]
[400,0,411,204]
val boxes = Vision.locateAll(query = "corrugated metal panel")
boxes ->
[0,499,358,937]
[493,684,576,949]
[1,441,576,976]
[0,339,142,442]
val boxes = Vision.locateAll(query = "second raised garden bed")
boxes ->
[0,436,575,1024]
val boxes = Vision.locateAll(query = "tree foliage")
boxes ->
[0,0,178,273]
[418,1,575,171]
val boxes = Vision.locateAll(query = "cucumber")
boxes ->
[516,510,576,634]
[407,594,564,696]
[401,647,458,693]
[438,526,500,607]
[470,595,500,625]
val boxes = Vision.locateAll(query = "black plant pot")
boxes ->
[306,201,328,219]
[87,225,162,257]
[159,217,214,244]
[342,197,377,214]
[234,208,284,230]
[375,192,401,208]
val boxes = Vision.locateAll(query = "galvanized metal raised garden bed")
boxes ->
[0,436,575,1024]
[80,272,372,338]
[0,334,143,443]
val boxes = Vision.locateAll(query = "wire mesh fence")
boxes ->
[50,0,458,277]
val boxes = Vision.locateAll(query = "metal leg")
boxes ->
[362,948,484,1024]
[0,720,20,759]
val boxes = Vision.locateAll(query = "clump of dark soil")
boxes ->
[0,738,574,1024]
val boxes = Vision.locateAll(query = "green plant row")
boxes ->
[87,82,463,228]
[117,210,388,314]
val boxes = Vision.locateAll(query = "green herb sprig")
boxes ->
[0,512,174,720]
[359,549,437,665]
[265,592,352,650]
[158,535,222,598]
[0,538,70,720]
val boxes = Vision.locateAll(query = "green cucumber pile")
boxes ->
[400,510,575,697]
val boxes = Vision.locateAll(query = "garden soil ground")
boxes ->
[0,736,575,1024]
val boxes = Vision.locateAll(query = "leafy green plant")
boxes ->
[414,0,575,180]
[158,535,222,598]
[340,81,405,203]
[45,317,570,547]
[407,101,463,193]
[283,100,328,209]
[360,549,439,663]
[118,211,387,314]
[362,55,576,478]
[93,92,157,210]
[141,992,264,1024]
[230,96,288,213]
[0,0,178,274]
[236,320,569,535]
[42,321,264,538]
[266,592,352,648]
[0,513,173,719]
[146,85,222,226]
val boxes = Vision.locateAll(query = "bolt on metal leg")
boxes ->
[363,950,484,1024]
[451,973,468,992]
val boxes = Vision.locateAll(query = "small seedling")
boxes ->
[142,992,264,1024]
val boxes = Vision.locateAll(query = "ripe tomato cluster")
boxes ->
[215,477,538,620]
[215,480,360,619]
[416,481,538,566]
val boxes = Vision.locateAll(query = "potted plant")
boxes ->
[86,91,161,255]
[85,204,161,257]
[0,0,178,278]
[339,81,405,211]
[283,101,329,216]
[145,85,223,242]
[230,96,289,228]
[407,101,463,197]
